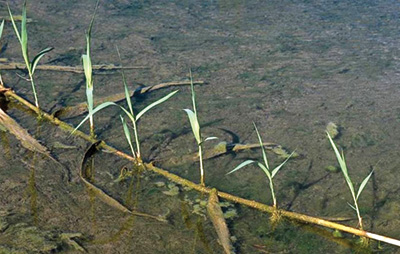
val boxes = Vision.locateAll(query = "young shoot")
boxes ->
[327,132,374,230]
[7,2,53,110]
[82,0,99,137]
[184,70,217,186]
[72,77,178,163]
[227,123,294,209]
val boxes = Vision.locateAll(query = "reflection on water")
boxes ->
[0,0,400,253]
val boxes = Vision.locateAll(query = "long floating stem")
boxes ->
[1,83,399,248]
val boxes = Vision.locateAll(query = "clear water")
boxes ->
[1,0,400,253]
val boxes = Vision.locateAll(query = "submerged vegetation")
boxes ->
[2,1,400,253]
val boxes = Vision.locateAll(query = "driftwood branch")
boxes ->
[1,83,400,248]
[0,61,147,73]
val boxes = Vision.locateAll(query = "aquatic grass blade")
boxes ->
[0,20,4,40]
[115,46,134,115]
[327,132,355,195]
[347,202,357,211]
[183,108,201,144]
[356,170,374,200]
[120,115,135,158]
[257,162,272,179]
[226,160,255,175]
[72,101,118,134]
[271,151,295,178]
[82,54,93,88]
[7,5,22,43]
[20,1,28,62]
[253,123,269,169]
[31,47,53,75]
[204,137,218,142]
[136,90,179,121]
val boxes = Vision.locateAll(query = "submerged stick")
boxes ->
[0,107,71,180]
[207,189,235,254]
[53,80,205,119]
[0,62,147,73]
[1,82,400,248]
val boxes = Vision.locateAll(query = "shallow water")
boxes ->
[1,0,400,253]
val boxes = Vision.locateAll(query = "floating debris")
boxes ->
[326,122,340,139]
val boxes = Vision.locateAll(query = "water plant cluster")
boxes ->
[2,1,399,252]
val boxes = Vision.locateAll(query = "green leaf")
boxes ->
[356,170,374,200]
[184,108,201,144]
[271,151,294,178]
[327,132,355,196]
[227,160,255,175]
[136,90,178,121]
[204,137,218,142]
[257,162,272,180]
[71,101,118,135]
[7,5,22,43]
[82,54,93,89]
[0,20,4,40]
[31,47,53,75]
[120,115,136,158]
[21,1,29,64]
[253,122,269,170]
[115,46,134,116]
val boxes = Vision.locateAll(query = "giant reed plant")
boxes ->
[227,123,293,210]
[184,70,216,186]
[327,132,373,231]
[81,0,99,137]
[7,1,53,110]
[72,48,178,162]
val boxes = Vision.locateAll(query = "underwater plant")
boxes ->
[7,1,53,110]
[184,70,216,186]
[227,122,293,209]
[327,132,373,231]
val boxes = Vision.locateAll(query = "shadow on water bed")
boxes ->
[1,0,400,253]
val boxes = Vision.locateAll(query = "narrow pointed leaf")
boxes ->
[227,160,255,175]
[271,151,294,178]
[31,47,53,75]
[183,108,201,144]
[327,132,355,195]
[204,137,218,142]
[7,5,22,43]
[0,20,4,40]
[136,90,178,121]
[71,102,118,134]
[347,202,356,211]
[253,122,269,170]
[257,162,272,180]
[120,115,136,158]
[21,1,28,63]
[356,170,374,200]
[82,54,93,89]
